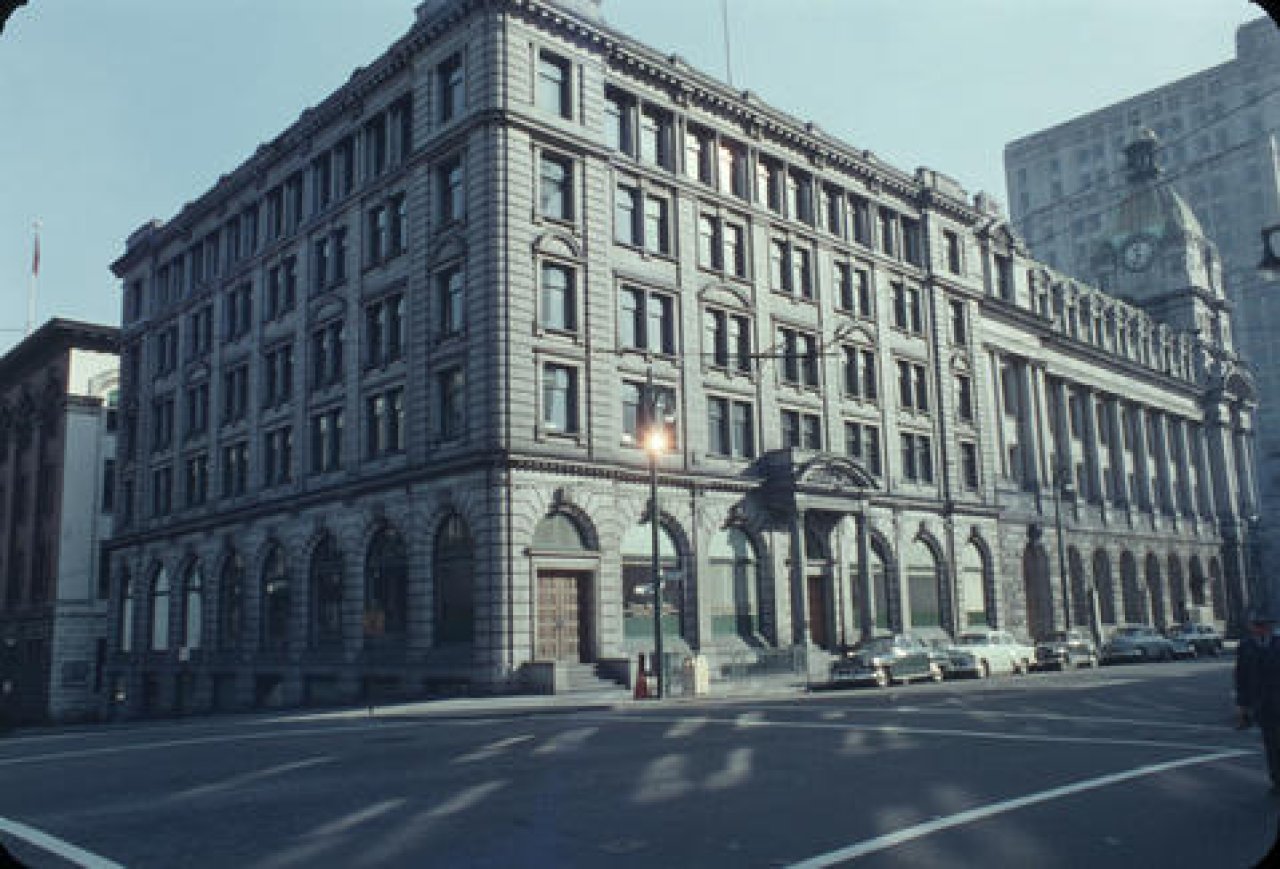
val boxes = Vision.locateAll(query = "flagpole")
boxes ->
[28,220,39,336]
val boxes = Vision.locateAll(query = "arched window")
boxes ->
[150,566,171,652]
[870,537,893,631]
[365,527,407,647]
[960,542,990,629]
[310,534,344,648]
[434,515,475,644]
[532,512,591,552]
[219,553,244,651]
[904,538,942,629]
[707,527,760,639]
[261,545,290,652]
[621,520,682,640]
[120,569,135,654]
[1120,550,1147,624]
[182,561,204,650]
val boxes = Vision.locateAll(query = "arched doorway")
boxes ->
[707,527,761,642]
[621,518,683,643]
[1023,541,1053,640]
[434,514,475,645]
[365,527,407,650]
[149,565,171,652]
[1145,553,1167,629]
[261,545,290,653]
[904,537,944,630]
[959,540,991,629]
[219,552,244,652]
[803,519,834,649]
[1094,550,1116,626]
[309,534,344,649]
[1120,551,1148,624]
[532,511,597,662]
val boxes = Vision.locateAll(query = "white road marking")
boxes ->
[853,706,1232,734]
[172,756,337,801]
[571,712,1245,753]
[308,798,406,837]
[0,815,126,868]
[784,748,1249,867]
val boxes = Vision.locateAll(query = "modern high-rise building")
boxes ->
[0,319,118,726]
[1004,16,1280,576]
[106,0,1255,716]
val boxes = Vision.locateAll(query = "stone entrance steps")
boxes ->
[556,662,630,697]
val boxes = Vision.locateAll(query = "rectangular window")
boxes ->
[781,410,821,449]
[723,220,746,278]
[957,374,974,422]
[896,360,929,412]
[620,380,677,447]
[685,124,714,183]
[368,387,407,456]
[779,327,819,387]
[900,433,934,483]
[639,106,673,169]
[879,208,897,257]
[439,53,463,122]
[221,364,249,424]
[902,217,923,266]
[437,370,463,442]
[367,205,388,264]
[614,183,640,246]
[439,156,464,222]
[950,299,968,346]
[960,442,980,490]
[995,253,1015,300]
[707,397,755,458]
[620,286,675,355]
[892,284,924,334]
[310,409,343,474]
[788,170,814,223]
[538,154,573,221]
[851,196,873,246]
[312,152,333,213]
[151,396,174,452]
[263,426,293,486]
[437,265,465,337]
[540,262,576,332]
[698,214,721,270]
[220,441,248,498]
[284,173,304,231]
[756,157,782,212]
[718,140,748,199]
[642,194,670,254]
[152,465,173,516]
[311,320,344,389]
[835,262,853,312]
[184,454,209,507]
[184,383,209,438]
[704,308,752,373]
[543,364,579,433]
[262,343,294,409]
[365,293,404,367]
[605,86,634,154]
[944,230,962,274]
[844,421,882,476]
[537,50,572,118]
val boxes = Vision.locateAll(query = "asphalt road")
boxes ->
[1,659,1275,868]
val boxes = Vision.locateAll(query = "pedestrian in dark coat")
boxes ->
[1235,611,1280,792]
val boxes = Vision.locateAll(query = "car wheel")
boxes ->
[929,663,945,683]
[875,667,891,688]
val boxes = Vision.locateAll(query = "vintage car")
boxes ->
[1034,629,1099,670]
[913,634,982,679]
[954,629,1036,677]
[1101,625,1180,663]
[1167,623,1224,656]
[830,634,938,687]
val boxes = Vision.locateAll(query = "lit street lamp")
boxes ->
[643,373,671,699]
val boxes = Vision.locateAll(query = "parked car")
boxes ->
[830,634,938,687]
[914,635,982,680]
[955,629,1036,677]
[1034,629,1099,670]
[1101,625,1180,663]
[1167,623,1224,656]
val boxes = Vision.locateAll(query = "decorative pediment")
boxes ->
[533,230,582,261]
[795,455,878,492]
[699,282,752,311]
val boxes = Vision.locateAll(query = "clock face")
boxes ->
[1123,237,1155,272]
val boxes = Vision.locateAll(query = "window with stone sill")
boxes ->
[781,409,821,450]
[437,369,465,443]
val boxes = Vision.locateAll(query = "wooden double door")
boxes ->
[536,572,592,662]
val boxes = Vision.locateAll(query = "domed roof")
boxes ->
[1105,129,1205,243]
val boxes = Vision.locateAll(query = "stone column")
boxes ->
[1130,405,1153,513]
[856,512,873,639]
[1080,387,1104,504]
[790,507,809,646]
[1151,412,1175,516]
[1104,397,1129,506]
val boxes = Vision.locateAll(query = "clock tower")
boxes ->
[1091,129,1234,354]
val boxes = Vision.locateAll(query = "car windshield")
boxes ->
[957,634,989,646]
[858,638,894,654]
[1044,632,1070,642]
[1114,628,1144,637]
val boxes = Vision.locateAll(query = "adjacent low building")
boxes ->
[0,319,118,725]
[106,0,1256,715]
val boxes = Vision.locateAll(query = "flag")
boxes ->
[31,229,39,277]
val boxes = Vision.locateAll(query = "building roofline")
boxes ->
[0,319,119,384]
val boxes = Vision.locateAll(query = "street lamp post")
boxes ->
[1051,467,1074,633]
[643,373,668,699]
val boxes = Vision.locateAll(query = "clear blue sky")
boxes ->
[0,0,1259,356]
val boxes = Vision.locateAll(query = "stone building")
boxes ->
[1004,16,1280,587]
[0,319,118,725]
[106,0,1254,714]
